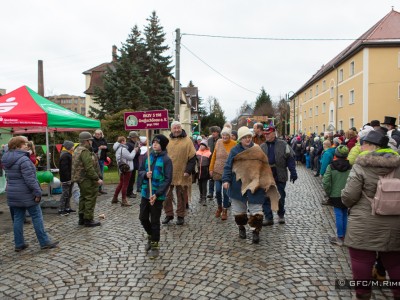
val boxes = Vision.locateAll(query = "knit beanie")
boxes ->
[63,140,74,150]
[152,134,169,151]
[334,145,349,158]
[200,139,208,147]
[221,126,232,136]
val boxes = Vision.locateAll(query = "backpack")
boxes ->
[366,170,400,215]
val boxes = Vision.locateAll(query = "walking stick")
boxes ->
[146,129,152,197]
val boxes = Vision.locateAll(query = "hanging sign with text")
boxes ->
[124,109,169,130]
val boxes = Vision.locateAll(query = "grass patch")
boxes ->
[103,166,121,184]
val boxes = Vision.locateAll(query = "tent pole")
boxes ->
[45,127,53,200]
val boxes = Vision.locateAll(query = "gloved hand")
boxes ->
[290,175,297,184]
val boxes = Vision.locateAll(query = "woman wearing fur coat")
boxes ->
[222,126,279,244]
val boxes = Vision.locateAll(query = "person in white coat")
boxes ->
[112,136,137,206]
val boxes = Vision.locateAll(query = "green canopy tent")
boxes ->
[0,85,101,170]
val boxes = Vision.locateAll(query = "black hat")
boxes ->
[370,120,380,127]
[152,134,169,151]
[363,130,386,147]
[381,116,397,127]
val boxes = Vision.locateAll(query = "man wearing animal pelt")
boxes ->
[222,126,280,244]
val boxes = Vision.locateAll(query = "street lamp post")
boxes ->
[286,91,295,136]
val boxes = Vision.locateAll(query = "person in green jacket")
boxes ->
[72,132,103,227]
[322,145,351,246]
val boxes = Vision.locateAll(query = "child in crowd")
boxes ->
[322,145,351,246]
[195,139,211,206]
[138,135,172,259]
[58,141,76,216]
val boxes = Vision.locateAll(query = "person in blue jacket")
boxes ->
[139,134,173,259]
[1,136,59,252]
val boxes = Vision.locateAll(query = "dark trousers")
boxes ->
[59,181,72,211]
[126,169,137,196]
[208,179,215,196]
[139,197,163,242]
[263,181,286,219]
[198,179,208,199]
[348,247,400,298]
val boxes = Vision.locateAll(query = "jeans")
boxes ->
[98,159,105,191]
[348,247,400,298]
[139,197,163,242]
[215,180,229,208]
[208,179,215,196]
[231,198,263,216]
[11,205,51,248]
[263,181,286,220]
[333,207,348,238]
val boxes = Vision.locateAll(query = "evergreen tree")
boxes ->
[143,11,174,113]
[201,96,226,134]
[254,87,273,116]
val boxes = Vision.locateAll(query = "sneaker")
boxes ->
[278,217,286,224]
[162,216,174,225]
[148,242,159,259]
[15,244,29,252]
[41,241,59,250]
[176,217,184,225]
[98,190,107,194]
[328,236,344,246]
[58,210,69,216]
[206,194,213,199]
[65,208,76,213]
[145,236,152,252]
[262,219,274,226]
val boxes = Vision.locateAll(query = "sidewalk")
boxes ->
[0,165,393,299]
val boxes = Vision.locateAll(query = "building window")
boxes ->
[322,102,326,113]
[322,80,326,91]
[330,86,334,99]
[330,109,334,122]
[339,120,343,130]
[349,90,355,104]
[315,106,319,115]
[304,92,307,100]
[350,61,355,76]
[339,94,343,107]
[309,108,312,117]
[310,127,313,134]
[304,111,306,119]
[339,69,344,82]
[309,89,312,99]
[316,85,319,95]
[350,118,354,128]
[323,124,326,132]
[315,126,318,133]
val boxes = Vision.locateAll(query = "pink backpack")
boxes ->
[367,170,400,215]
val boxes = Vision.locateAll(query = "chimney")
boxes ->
[112,45,117,62]
[38,60,44,96]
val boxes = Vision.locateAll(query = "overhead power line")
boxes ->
[182,33,360,41]
[181,43,258,94]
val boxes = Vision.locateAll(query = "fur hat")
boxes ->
[152,134,169,151]
[237,126,252,141]
[200,139,208,147]
[221,126,232,136]
[63,140,74,150]
[334,145,349,158]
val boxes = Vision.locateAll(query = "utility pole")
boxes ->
[174,28,181,121]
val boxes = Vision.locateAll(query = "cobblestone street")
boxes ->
[0,165,393,299]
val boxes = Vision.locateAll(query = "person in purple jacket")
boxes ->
[1,136,59,252]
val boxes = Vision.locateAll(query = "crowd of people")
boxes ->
[1,114,400,299]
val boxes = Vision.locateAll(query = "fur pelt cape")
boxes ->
[232,144,280,211]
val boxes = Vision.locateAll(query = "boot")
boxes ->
[145,235,152,252]
[234,214,248,239]
[215,205,223,218]
[162,216,174,225]
[121,198,132,207]
[84,219,101,227]
[221,208,228,221]
[176,217,184,225]
[148,242,159,259]
[248,214,263,244]
[78,214,84,225]
[111,196,119,204]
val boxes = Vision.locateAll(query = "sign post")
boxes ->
[124,110,169,198]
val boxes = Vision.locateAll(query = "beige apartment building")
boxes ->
[290,9,400,135]
[47,95,86,116]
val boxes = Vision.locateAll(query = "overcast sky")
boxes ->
[0,0,398,120]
